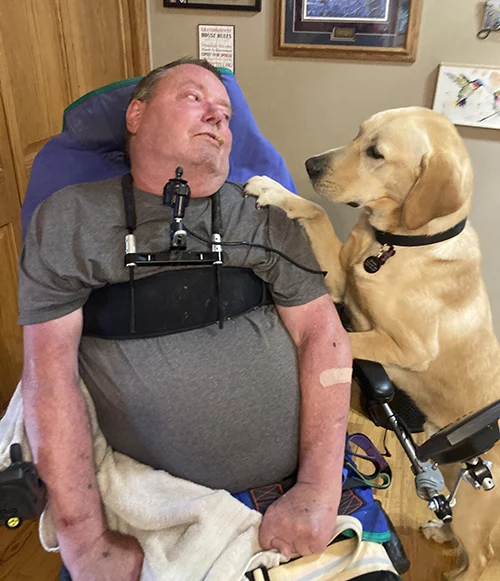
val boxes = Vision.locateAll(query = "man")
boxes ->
[18,58,352,581]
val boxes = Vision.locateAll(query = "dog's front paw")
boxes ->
[244,175,296,213]
[420,520,455,544]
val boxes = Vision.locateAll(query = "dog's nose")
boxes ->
[305,155,327,179]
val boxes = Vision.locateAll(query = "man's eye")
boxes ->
[187,93,200,102]
[366,145,384,160]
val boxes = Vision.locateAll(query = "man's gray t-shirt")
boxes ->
[18,177,327,492]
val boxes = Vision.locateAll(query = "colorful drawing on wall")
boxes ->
[433,64,500,130]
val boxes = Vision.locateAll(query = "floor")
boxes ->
[0,385,498,580]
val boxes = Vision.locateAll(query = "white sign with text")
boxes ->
[198,24,235,73]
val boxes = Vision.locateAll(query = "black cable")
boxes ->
[211,191,223,236]
[382,427,392,458]
[121,173,137,334]
[129,267,136,334]
[215,264,224,329]
[184,226,327,276]
[396,414,421,454]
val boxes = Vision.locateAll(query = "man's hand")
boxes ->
[63,529,144,581]
[259,481,341,559]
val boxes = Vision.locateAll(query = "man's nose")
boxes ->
[202,103,224,126]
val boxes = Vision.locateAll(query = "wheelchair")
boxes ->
[4,69,500,580]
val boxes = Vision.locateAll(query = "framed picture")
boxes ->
[274,0,423,62]
[164,0,261,11]
[433,63,500,130]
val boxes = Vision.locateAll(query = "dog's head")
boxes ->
[306,107,473,231]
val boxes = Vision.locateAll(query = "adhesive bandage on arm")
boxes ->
[319,367,353,387]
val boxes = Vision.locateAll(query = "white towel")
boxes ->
[0,381,394,581]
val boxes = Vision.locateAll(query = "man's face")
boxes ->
[127,64,233,180]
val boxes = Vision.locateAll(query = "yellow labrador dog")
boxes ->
[245,107,500,580]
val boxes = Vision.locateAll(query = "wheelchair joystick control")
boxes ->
[416,400,500,466]
[0,443,47,529]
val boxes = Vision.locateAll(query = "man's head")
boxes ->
[125,57,232,188]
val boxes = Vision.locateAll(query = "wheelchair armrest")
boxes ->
[353,359,395,404]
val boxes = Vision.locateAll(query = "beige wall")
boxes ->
[148,0,500,333]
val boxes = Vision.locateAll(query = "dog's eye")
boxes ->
[366,145,384,160]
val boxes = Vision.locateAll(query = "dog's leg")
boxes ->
[420,519,493,581]
[348,329,436,371]
[244,175,345,301]
[443,486,497,581]
[444,539,492,581]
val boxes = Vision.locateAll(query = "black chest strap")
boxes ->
[82,267,272,340]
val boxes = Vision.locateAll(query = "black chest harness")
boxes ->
[82,173,272,340]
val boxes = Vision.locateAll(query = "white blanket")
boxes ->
[0,381,393,581]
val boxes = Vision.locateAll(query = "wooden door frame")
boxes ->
[0,0,151,203]
[128,0,151,76]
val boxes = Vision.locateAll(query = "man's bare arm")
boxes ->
[22,309,106,538]
[22,309,143,580]
[281,294,351,488]
[259,294,352,557]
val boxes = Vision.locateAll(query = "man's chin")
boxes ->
[192,153,229,174]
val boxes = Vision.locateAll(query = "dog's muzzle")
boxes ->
[305,154,329,180]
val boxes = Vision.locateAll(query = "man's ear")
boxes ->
[401,151,469,231]
[125,99,146,134]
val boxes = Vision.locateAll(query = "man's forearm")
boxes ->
[22,368,106,545]
[259,299,352,556]
[296,328,351,488]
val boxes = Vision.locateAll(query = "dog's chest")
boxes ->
[342,233,425,326]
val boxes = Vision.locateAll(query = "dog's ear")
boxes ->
[402,152,468,231]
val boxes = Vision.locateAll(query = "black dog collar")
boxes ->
[374,218,467,247]
[364,218,468,274]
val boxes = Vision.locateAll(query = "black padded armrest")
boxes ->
[353,359,395,404]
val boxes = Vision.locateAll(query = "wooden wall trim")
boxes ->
[128,0,151,76]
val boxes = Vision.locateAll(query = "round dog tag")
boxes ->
[364,256,381,273]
